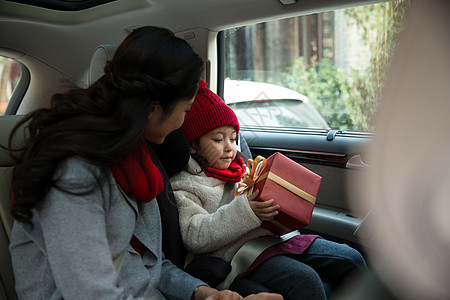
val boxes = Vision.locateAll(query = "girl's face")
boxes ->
[143,97,194,144]
[192,126,238,170]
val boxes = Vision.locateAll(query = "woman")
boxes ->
[7,26,280,300]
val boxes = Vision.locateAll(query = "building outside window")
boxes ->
[223,1,409,132]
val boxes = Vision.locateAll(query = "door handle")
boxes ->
[346,154,369,169]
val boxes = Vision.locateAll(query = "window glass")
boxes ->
[0,57,22,115]
[223,1,409,131]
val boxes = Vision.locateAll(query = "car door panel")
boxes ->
[240,128,373,250]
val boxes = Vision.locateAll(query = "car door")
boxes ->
[237,121,373,253]
[217,1,408,256]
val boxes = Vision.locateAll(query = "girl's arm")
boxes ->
[174,190,262,253]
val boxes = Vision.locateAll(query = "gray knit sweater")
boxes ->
[170,157,272,262]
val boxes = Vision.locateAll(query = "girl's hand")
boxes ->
[247,190,279,222]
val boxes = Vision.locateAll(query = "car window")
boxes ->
[229,99,329,129]
[0,57,22,115]
[225,79,329,129]
[222,1,409,132]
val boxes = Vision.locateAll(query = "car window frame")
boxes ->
[3,60,30,116]
[217,30,376,140]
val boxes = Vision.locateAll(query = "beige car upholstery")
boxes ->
[0,114,24,300]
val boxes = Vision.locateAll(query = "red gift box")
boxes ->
[238,152,322,236]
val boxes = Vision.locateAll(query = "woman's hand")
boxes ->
[244,293,283,299]
[197,286,283,300]
[198,286,241,300]
[247,190,279,222]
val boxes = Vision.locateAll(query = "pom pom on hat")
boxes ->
[181,79,240,143]
[199,78,208,89]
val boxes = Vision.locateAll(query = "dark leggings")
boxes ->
[229,238,368,300]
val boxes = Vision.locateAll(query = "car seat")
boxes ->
[0,114,25,300]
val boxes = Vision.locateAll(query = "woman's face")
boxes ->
[191,126,238,170]
[143,97,194,144]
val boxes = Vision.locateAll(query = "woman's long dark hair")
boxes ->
[8,26,204,224]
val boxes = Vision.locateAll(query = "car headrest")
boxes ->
[88,44,118,85]
[0,115,26,238]
[0,115,26,166]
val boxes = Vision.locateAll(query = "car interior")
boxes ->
[1,0,449,299]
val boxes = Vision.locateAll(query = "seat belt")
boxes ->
[113,249,128,275]
[215,184,300,289]
[216,230,299,290]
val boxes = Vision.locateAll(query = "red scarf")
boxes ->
[203,156,246,183]
[110,141,163,203]
[110,141,164,254]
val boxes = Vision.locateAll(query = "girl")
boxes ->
[170,80,368,300]
[7,26,279,300]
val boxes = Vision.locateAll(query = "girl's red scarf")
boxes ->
[110,141,164,253]
[203,156,246,183]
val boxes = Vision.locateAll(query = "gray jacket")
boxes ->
[9,157,204,300]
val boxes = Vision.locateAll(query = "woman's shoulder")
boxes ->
[57,156,101,176]
[54,156,110,189]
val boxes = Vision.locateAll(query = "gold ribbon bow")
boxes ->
[235,155,317,205]
[234,154,317,234]
[234,155,267,197]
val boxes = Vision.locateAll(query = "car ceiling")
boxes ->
[7,0,377,12]
[0,0,382,87]
[6,0,119,11]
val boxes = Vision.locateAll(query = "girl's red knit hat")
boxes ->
[181,79,240,143]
